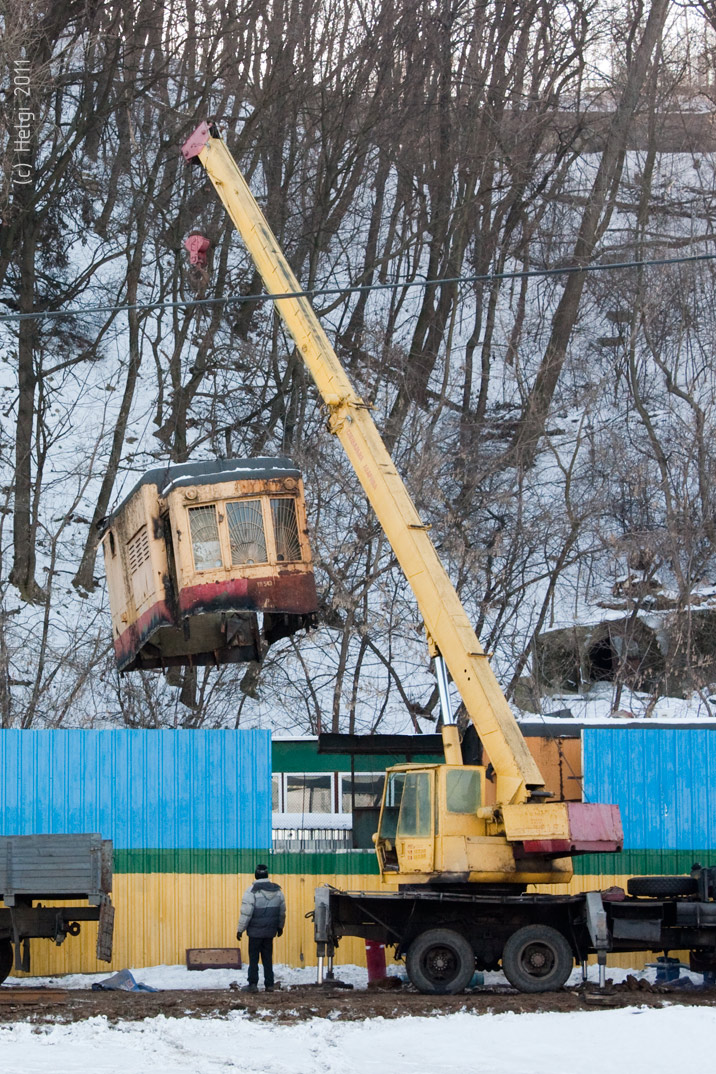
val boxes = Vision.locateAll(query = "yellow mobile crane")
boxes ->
[181,124,716,996]
[182,122,621,891]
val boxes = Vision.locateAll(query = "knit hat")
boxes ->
[255,863,269,879]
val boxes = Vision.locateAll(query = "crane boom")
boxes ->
[182,122,544,805]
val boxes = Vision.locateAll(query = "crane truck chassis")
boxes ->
[182,123,716,993]
[314,869,716,994]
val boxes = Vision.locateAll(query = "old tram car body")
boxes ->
[102,457,317,671]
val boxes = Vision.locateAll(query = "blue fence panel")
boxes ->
[0,729,271,849]
[583,727,716,850]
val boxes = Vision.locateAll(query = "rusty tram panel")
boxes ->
[101,457,317,672]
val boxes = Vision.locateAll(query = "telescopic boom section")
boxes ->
[182,122,544,805]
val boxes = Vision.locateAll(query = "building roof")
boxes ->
[109,456,301,521]
[317,733,444,756]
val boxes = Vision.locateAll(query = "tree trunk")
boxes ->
[510,0,670,468]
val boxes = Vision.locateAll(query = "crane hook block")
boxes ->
[184,233,211,267]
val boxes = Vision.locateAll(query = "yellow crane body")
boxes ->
[182,122,622,886]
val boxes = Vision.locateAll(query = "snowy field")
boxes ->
[0,1005,713,1074]
[2,963,714,1073]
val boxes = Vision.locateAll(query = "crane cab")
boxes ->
[374,762,623,888]
[374,763,577,887]
[375,764,489,880]
[101,457,317,672]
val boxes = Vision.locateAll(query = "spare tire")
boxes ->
[627,875,698,897]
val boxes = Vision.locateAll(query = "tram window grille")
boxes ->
[188,505,223,570]
[270,498,301,562]
[227,499,267,565]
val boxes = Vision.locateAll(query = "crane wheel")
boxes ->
[0,940,13,985]
[627,876,698,897]
[502,925,573,993]
[406,928,475,995]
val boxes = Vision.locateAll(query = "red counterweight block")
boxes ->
[184,233,211,267]
[521,803,624,858]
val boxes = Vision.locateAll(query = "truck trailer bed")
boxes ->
[0,834,114,982]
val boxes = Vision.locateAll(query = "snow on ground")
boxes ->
[531,681,716,722]
[3,963,713,1073]
[4,960,706,991]
[0,1005,714,1074]
[5,959,704,991]
[4,962,367,992]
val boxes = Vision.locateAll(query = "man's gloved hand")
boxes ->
[236,931,243,941]
[276,928,283,938]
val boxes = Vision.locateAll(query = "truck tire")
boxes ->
[406,928,475,995]
[502,925,573,993]
[627,876,698,897]
[0,941,12,986]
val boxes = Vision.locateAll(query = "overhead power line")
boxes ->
[0,249,714,325]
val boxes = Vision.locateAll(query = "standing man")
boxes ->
[237,863,286,992]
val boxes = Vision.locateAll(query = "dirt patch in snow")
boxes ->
[0,981,715,1024]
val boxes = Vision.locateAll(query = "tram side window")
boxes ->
[270,498,301,562]
[188,505,223,570]
[227,500,267,565]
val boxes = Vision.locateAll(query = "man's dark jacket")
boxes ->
[237,880,286,938]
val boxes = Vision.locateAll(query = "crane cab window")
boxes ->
[379,772,406,841]
[270,498,301,562]
[227,499,267,565]
[397,771,432,838]
[446,769,481,813]
[188,505,223,570]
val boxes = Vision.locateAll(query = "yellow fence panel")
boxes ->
[11,870,679,978]
[10,872,379,978]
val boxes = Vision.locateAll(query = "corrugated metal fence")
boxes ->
[583,727,716,855]
[0,729,277,976]
[3,726,716,977]
[0,729,271,849]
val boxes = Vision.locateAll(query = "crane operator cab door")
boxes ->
[375,767,436,878]
[375,764,489,882]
